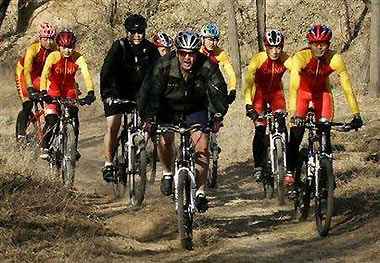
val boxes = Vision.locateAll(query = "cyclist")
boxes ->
[39,29,96,160]
[286,24,363,195]
[153,29,173,57]
[138,30,229,212]
[15,22,57,141]
[200,23,237,104]
[244,29,291,182]
[100,14,160,182]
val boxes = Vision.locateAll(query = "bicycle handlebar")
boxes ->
[156,124,204,135]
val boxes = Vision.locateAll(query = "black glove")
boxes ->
[227,90,236,104]
[290,116,305,127]
[350,115,363,130]
[245,104,258,120]
[84,90,96,105]
[28,87,39,102]
[40,90,52,103]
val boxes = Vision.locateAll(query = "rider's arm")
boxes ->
[76,55,94,92]
[137,58,165,120]
[243,53,264,105]
[205,61,229,116]
[40,51,60,91]
[330,53,360,116]
[100,40,122,100]
[288,52,307,115]
[217,50,237,92]
[23,43,39,88]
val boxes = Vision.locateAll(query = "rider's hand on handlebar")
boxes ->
[142,119,154,134]
[245,104,258,121]
[84,90,96,105]
[227,90,236,104]
[350,115,363,131]
[212,113,224,133]
[28,87,39,102]
[40,90,52,103]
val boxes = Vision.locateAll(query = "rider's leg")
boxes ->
[192,130,210,212]
[315,91,334,155]
[16,100,33,138]
[252,124,266,181]
[158,132,175,196]
[104,114,122,163]
[40,112,58,159]
[69,106,81,160]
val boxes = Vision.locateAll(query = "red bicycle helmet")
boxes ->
[153,30,173,48]
[56,29,77,48]
[307,24,332,43]
[37,22,56,38]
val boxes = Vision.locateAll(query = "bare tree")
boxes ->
[256,0,266,52]
[108,0,117,28]
[0,0,11,29]
[370,0,380,97]
[225,0,242,92]
[343,0,352,39]
[16,0,50,34]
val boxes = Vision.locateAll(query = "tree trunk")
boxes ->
[225,0,242,93]
[343,0,352,39]
[108,0,117,28]
[370,0,380,97]
[256,0,266,52]
[16,0,50,34]
[0,0,11,29]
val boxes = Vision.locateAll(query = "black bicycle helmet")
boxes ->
[124,14,147,31]
[175,30,201,50]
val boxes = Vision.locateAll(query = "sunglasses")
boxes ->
[177,50,197,57]
[129,30,144,35]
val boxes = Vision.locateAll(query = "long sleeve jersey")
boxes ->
[200,46,237,92]
[17,41,58,88]
[244,51,292,105]
[288,48,360,115]
[40,51,94,98]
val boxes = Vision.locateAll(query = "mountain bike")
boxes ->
[258,106,288,205]
[156,121,205,251]
[47,98,88,186]
[16,100,44,152]
[293,108,355,236]
[111,99,147,206]
[207,131,221,189]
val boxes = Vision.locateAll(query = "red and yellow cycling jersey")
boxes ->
[15,41,58,101]
[244,51,292,105]
[40,50,94,99]
[289,48,360,115]
[200,46,237,91]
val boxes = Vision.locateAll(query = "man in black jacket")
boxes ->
[138,30,229,212]
[100,14,160,182]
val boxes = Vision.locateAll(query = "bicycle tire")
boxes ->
[129,147,147,206]
[274,138,286,205]
[176,169,193,251]
[294,148,311,221]
[112,139,127,199]
[61,123,76,186]
[315,157,334,236]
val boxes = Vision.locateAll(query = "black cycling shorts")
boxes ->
[103,100,136,117]
[157,109,209,128]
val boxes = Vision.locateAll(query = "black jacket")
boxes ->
[137,51,229,120]
[100,38,160,101]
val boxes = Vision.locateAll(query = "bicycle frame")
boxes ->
[30,101,45,143]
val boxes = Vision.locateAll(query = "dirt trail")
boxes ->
[69,99,380,262]
[1,93,380,262]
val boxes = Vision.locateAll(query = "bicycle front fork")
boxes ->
[174,165,197,214]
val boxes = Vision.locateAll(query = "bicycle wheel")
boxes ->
[129,146,147,206]
[274,138,286,205]
[61,123,76,186]
[294,148,311,221]
[112,139,127,199]
[207,133,219,189]
[176,169,193,251]
[315,157,334,236]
